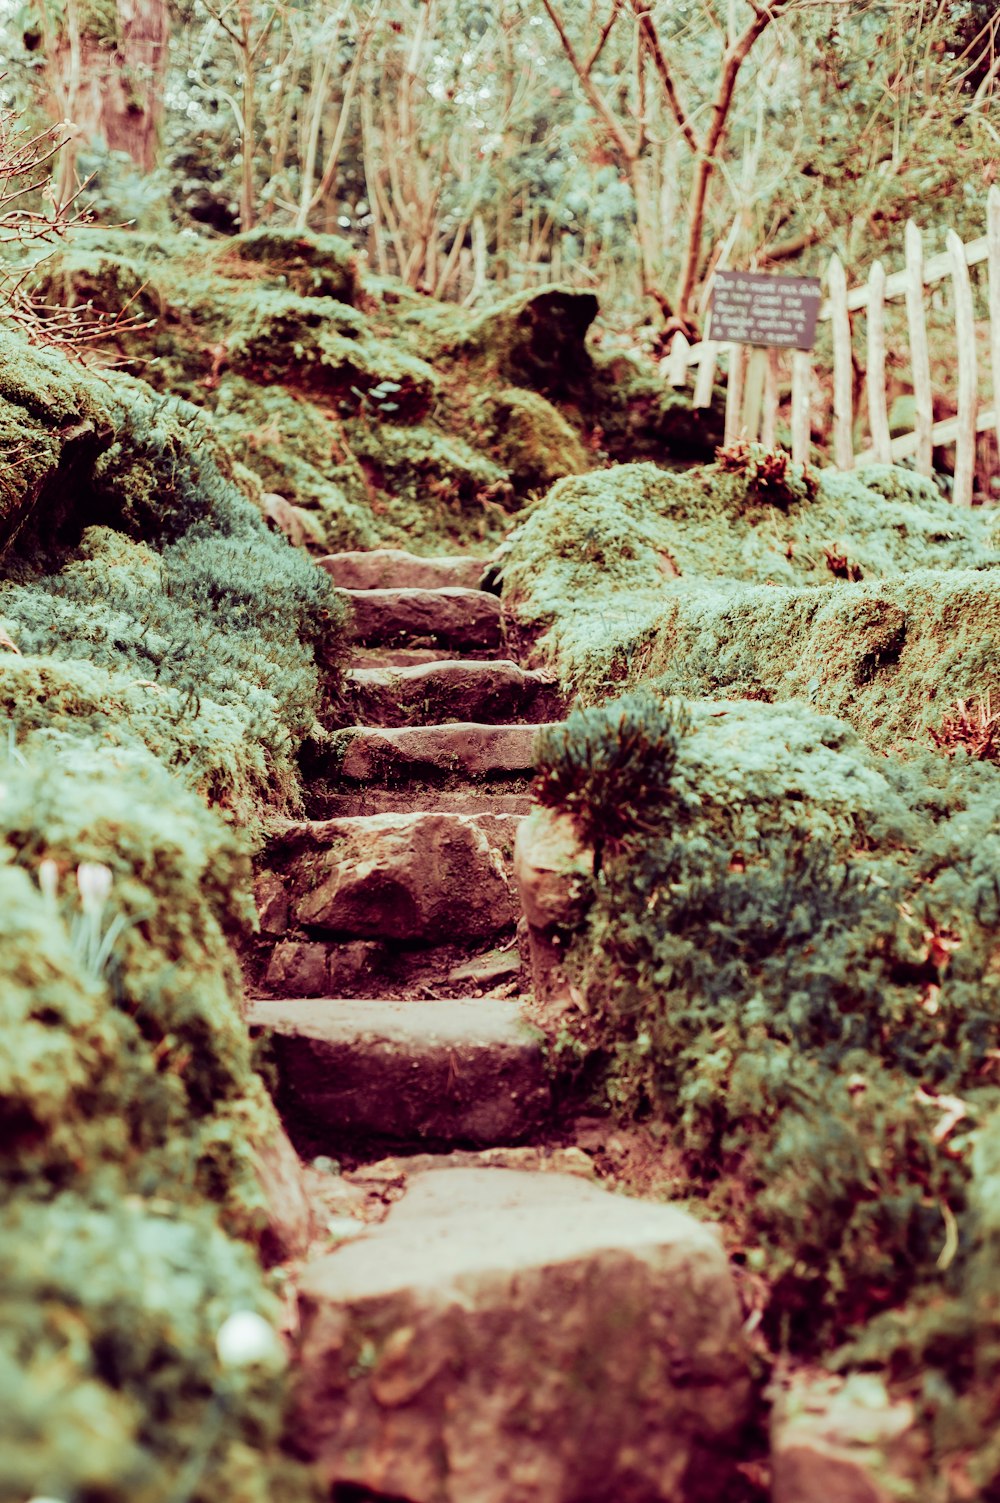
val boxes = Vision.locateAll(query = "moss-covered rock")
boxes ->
[397,285,600,397]
[225,288,438,418]
[214,225,362,303]
[588,347,726,463]
[471,387,590,491]
[501,459,999,739]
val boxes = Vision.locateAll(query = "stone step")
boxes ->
[258,810,520,945]
[345,658,562,728]
[351,647,462,669]
[342,587,503,652]
[288,1166,752,1503]
[326,723,545,785]
[320,548,487,593]
[302,788,535,820]
[261,935,524,1002]
[248,997,550,1148]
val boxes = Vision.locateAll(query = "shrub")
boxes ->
[534,691,691,846]
[538,693,1000,1344]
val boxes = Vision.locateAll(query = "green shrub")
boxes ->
[534,691,691,846]
[538,693,1000,1343]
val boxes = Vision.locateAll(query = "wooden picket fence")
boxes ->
[666,185,1000,505]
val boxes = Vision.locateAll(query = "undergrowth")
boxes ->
[534,689,1000,1491]
[0,321,340,1500]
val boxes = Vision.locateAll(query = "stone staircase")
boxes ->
[247,550,755,1503]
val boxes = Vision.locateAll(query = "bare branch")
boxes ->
[583,1,625,77]
[629,0,699,153]
[538,0,639,160]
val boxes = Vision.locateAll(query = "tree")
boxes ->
[34,0,169,197]
[539,0,805,331]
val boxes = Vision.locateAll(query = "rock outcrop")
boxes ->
[291,1167,752,1503]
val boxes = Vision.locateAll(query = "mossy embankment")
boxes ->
[1,327,341,1502]
[531,690,1000,1495]
[30,226,723,556]
[501,453,999,748]
[508,449,999,1493]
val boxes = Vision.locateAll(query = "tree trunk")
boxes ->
[46,0,169,179]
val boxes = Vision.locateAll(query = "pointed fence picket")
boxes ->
[665,186,1000,503]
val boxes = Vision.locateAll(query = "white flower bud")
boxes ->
[216,1311,283,1369]
[38,859,60,902]
[76,861,113,914]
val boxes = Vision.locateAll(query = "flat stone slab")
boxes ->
[342,587,502,652]
[345,659,561,728]
[284,811,518,943]
[335,723,545,783]
[351,647,461,669]
[320,549,486,592]
[304,789,535,820]
[248,998,550,1146]
[290,1167,752,1503]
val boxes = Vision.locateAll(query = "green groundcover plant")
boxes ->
[535,689,1000,1490]
[0,321,343,1500]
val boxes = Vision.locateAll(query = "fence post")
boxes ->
[791,349,812,466]
[724,343,746,445]
[905,221,934,476]
[760,348,780,449]
[989,184,1000,453]
[828,253,854,469]
[693,341,718,409]
[948,227,978,505]
[667,331,691,387]
[742,347,768,440]
[866,259,892,465]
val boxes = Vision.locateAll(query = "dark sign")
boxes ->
[710,271,822,350]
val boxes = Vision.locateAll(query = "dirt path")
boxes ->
[247,550,756,1503]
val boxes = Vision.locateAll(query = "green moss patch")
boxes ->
[0,323,340,1498]
[536,689,1000,1472]
[502,459,998,744]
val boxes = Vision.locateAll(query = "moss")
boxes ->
[209,376,383,551]
[225,288,438,418]
[502,459,999,731]
[0,514,342,831]
[26,232,595,551]
[214,226,362,303]
[349,419,511,512]
[471,387,589,491]
[0,1192,305,1503]
[587,347,725,463]
[396,284,600,399]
